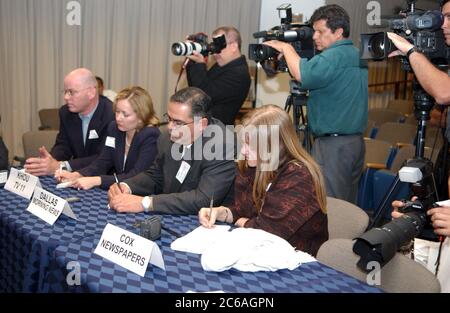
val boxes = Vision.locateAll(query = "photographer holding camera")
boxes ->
[263,4,368,204]
[391,198,450,292]
[185,26,251,126]
[387,0,450,105]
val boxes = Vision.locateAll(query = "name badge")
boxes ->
[88,129,99,140]
[105,136,116,148]
[4,167,41,199]
[176,161,191,184]
[26,187,78,225]
[94,223,165,277]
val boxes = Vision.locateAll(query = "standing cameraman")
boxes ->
[186,26,251,125]
[263,4,368,204]
[389,0,450,292]
[387,0,450,105]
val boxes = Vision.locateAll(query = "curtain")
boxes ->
[0,0,261,158]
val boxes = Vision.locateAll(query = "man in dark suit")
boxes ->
[108,87,236,215]
[186,26,251,125]
[24,68,114,176]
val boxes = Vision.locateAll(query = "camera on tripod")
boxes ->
[171,33,226,57]
[353,158,440,271]
[360,0,447,62]
[248,4,315,75]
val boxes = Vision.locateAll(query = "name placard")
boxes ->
[4,168,41,199]
[26,187,78,225]
[94,223,165,277]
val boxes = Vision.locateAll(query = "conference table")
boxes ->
[0,174,381,293]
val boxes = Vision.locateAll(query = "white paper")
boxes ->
[175,161,191,184]
[170,225,230,254]
[105,136,116,148]
[0,171,7,184]
[88,129,99,139]
[95,223,165,277]
[56,181,74,189]
[4,167,41,199]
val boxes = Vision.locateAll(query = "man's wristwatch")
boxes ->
[141,196,152,213]
[406,46,419,59]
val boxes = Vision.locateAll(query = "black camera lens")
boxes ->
[368,33,389,59]
[248,44,278,62]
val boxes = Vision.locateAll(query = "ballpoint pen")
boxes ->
[113,173,123,193]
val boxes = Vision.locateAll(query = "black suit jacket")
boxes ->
[187,55,251,125]
[78,121,160,190]
[125,118,236,215]
[51,96,114,171]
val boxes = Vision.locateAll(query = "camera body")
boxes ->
[361,1,447,63]
[171,33,226,57]
[248,4,315,75]
[140,215,161,241]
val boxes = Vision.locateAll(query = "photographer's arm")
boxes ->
[387,32,450,105]
[263,40,301,82]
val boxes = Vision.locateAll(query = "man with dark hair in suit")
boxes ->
[24,68,114,176]
[186,26,251,125]
[108,87,236,215]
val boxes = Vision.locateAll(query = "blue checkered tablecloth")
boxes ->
[1,174,381,293]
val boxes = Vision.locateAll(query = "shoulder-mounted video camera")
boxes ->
[171,33,226,57]
[248,4,316,76]
[360,0,448,66]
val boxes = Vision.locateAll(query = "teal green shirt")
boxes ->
[299,39,368,137]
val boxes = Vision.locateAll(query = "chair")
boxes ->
[375,122,417,148]
[38,108,59,130]
[364,119,376,138]
[326,197,369,239]
[368,108,405,128]
[357,138,394,210]
[387,99,414,116]
[317,238,441,293]
[22,130,58,158]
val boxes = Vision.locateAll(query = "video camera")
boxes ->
[248,4,315,75]
[353,158,440,271]
[360,0,447,63]
[172,33,226,57]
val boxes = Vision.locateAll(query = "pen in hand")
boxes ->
[208,195,214,226]
[113,173,123,193]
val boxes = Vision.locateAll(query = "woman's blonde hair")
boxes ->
[113,86,159,128]
[238,105,327,214]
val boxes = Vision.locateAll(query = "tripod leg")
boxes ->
[369,174,401,229]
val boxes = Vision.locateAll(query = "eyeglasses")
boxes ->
[163,113,195,128]
[62,86,94,97]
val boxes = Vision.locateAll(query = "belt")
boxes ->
[315,133,361,138]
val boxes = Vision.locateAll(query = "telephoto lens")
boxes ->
[171,41,203,56]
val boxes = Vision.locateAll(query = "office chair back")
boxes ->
[38,108,59,130]
[317,238,441,293]
[22,130,58,158]
[326,197,369,239]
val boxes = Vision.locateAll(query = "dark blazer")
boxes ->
[77,121,160,190]
[51,96,114,170]
[125,118,236,215]
[187,55,251,125]
[0,137,8,170]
